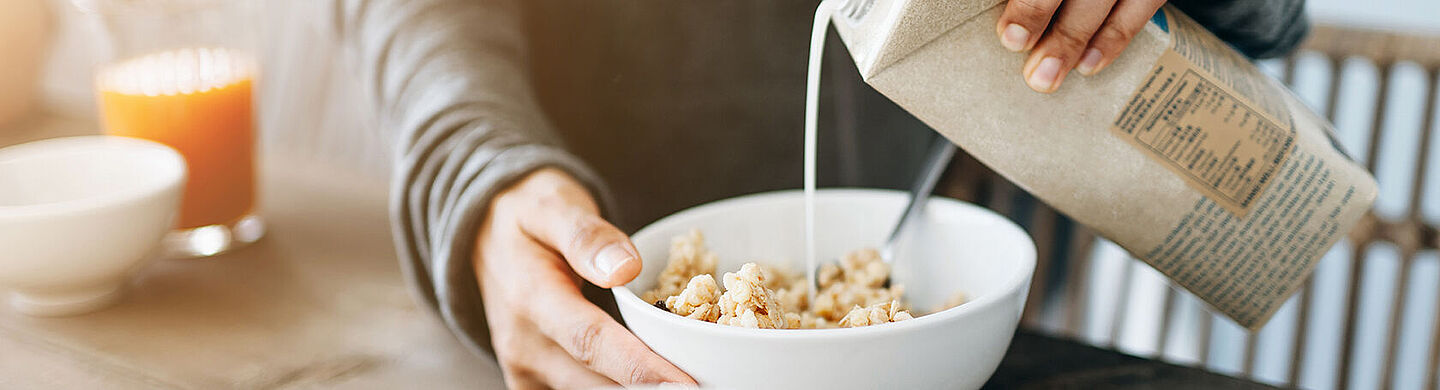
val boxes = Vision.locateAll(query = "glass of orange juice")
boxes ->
[81,0,263,257]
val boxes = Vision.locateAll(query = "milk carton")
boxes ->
[826,0,1376,329]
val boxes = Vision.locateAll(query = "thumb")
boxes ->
[519,205,642,288]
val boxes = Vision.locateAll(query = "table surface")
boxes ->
[989,331,1281,389]
[0,114,504,389]
[0,114,1274,389]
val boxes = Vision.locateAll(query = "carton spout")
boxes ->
[831,0,1005,79]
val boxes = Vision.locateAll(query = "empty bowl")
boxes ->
[613,189,1036,389]
[0,136,185,316]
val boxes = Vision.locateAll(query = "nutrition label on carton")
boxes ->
[1142,150,1360,326]
[1111,9,1295,216]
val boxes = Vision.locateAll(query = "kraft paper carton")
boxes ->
[830,0,1377,329]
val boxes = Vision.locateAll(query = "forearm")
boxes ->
[329,0,609,354]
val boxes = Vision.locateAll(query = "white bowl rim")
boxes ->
[613,188,1036,340]
[0,135,186,218]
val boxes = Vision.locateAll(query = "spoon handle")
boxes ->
[881,134,956,263]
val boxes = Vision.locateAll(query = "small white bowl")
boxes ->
[614,189,1035,389]
[0,136,185,316]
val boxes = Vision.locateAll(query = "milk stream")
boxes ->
[803,1,837,302]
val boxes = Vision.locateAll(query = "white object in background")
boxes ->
[0,136,185,316]
[0,0,51,128]
[613,189,1035,390]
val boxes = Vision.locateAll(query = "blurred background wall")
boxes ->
[28,0,386,177]
[1310,0,1439,33]
[5,1,1439,389]
[21,0,1438,182]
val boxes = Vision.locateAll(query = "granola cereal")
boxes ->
[837,300,914,327]
[642,230,960,329]
[715,263,795,328]
[664,274,721,321]
[641,230,718,303]
[932,291,969,314]
[810,248,907,323]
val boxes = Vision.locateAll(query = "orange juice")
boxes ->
[97,48,255,229]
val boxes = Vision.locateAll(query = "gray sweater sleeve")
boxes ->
[329,0,611,355]
[1172,0,1311,59]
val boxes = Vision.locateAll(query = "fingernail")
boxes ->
[1076,48,1103,75]
[593,245,635,278]
[1000,24,1029,52]
[1027,56,1062,92]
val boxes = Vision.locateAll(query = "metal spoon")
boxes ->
[815,133,956,288]
[881,133,956,265]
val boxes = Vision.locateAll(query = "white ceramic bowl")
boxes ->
[614,189,1035,389]
[0,136,185,316]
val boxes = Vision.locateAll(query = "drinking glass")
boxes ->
[80,0,263,257]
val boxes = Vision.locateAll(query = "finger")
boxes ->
[1076,0,1165,75]
[499,324,617,390]
[528,287,695,386]
[508,377,545,390]
[489,240,692,386]
[483,246,620,390]
[517,204,642,288]
[995,0,1062,52]
[499,365,548,390]
[1023,0,1118,93]
[528,342,619,389]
